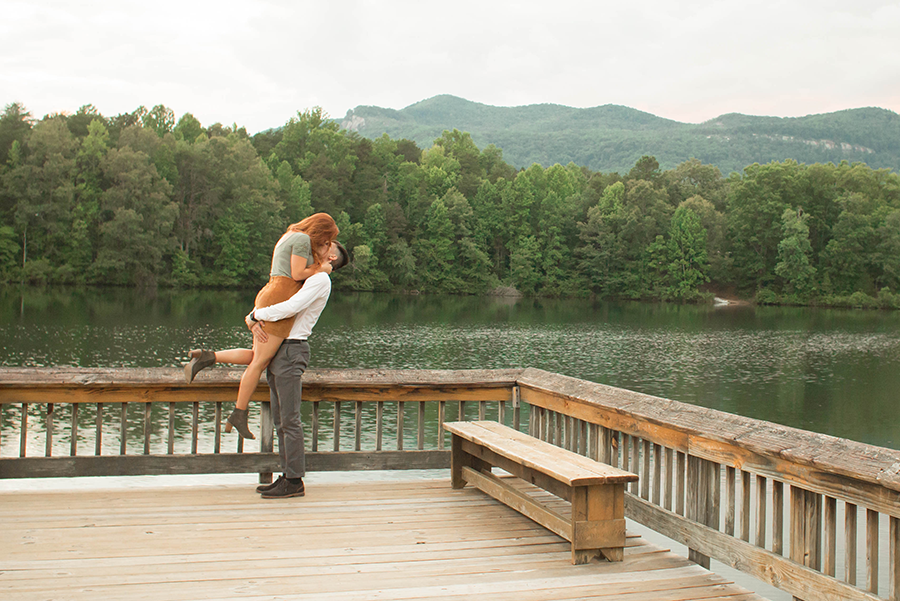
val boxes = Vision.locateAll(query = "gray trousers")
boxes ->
[266,340,310,479]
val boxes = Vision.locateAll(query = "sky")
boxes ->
[3,0,899,134]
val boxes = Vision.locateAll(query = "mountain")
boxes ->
[340,95,900,174]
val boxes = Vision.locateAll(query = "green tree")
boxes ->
[726,161,803,290]
[342,243,389,291]
[70,118,110,274]
[0,102,32,166]
[663,159,727,211]
[420,144,461,200]
[479,144,517,183]
[95,143,176,285]
[577,183,628,297]
[502,171,537,261]
[172,136,214,260]
[678,195,729,284]
[509,235,542,295]
[666,205,709,299]
[142,104,176,138]
[774,208,816,296]
[362,202,388,257]
[66,105,104,138]
[381,237,417,288]
[618,180,673,296]
[274,160,313,225]
[0,225,20,279]
[443,188,493,293]
[627,155,661,184]
[645,234,671,298]
[206,135,282,286]
[821,193,880,295]
[173,113,204,143]
[271,107,356,218]
[471,179,505,275]
[434,129,484,197]
[875,209,900,291]
[11,117,78,278]
[415,198,457,291]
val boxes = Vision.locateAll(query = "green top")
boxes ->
[270,231,314,278]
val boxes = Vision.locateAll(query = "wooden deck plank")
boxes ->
[5,566,720,601]
[0,477,768,601]
[2,548,689,591]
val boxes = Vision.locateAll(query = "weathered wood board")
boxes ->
[0,477,768,601]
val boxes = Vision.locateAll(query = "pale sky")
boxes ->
[3,0,899,134]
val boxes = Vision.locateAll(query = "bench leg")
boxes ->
[451,435,493,489]
[571,483,626,564]
[451,434,467,489]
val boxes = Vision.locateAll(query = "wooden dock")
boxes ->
[7,367,898,600]
[0,476,766,601]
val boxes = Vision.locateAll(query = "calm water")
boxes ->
[2,285,900,449]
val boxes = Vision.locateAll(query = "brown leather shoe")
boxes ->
[184,350,215,383]
[257,475,284,494]
[261,478,305,499]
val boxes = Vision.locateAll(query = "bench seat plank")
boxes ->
[445,421,637,486]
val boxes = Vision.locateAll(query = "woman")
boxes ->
[184,213,339,439]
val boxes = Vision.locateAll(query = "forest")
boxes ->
[1,101,900,309]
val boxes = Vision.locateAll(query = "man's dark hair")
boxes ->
[331,241,350,271]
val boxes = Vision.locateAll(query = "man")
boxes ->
[247,241,349,499]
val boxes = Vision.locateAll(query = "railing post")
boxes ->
[687,455,720,569]
[259,400,274,485]
[70,403,79,457]
[45,403,54,457]
[512,385,520,431]
[867,508,879,595]
[95,402,103,456]
[790,486,822,601]
[890,516,899,601]
[143,402,152,455]
[120,402,128,455]
[20,402,28,457]
[598,425,613,465]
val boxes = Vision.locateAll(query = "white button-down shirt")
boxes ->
[252,271,332,340]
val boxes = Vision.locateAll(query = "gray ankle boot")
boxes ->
[184,350,215,383]
[225,408,255,439]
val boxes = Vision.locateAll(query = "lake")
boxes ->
[2,285,900,449]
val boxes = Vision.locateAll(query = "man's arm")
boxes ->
[251,273,331,322]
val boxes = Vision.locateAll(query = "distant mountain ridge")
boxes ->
[340,95,900,174]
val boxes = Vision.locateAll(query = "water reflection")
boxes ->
[2,286,899,449]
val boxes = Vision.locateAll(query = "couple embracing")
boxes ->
[184,213,348,499]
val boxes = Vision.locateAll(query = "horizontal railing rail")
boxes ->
[1,366,898,601]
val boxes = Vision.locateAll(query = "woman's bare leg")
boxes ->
[234,334,284,411]
[213,349,254,365]
[189,348,254,365]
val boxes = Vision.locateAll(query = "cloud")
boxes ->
[2,0,898,133]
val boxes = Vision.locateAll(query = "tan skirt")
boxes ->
[254,276,302,339]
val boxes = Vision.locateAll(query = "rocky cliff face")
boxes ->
[341,112,365,132]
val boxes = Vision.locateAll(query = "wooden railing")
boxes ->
[517,369,900,601]
[1,366,899,601]
[0,367,520,478]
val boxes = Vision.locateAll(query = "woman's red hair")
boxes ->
[287,213,339,265]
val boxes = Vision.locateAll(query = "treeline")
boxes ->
[1,102,900,309]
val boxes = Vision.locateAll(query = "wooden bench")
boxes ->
[444,420,639,564]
